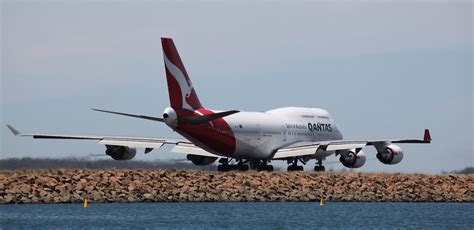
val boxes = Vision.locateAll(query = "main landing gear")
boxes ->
[248,160,273,172]
[217,158,249,172]
[256,160,274,172]
[314,159,325,172]
[287,159,304,171]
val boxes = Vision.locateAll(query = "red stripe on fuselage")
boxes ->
[175,108,236,156]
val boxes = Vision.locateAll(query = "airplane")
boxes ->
[6,37,431,172]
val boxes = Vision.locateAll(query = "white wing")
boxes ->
[272,129,431,159]
[6,125,220,158]
[171,142,220,158]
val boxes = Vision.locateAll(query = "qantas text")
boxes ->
[308,123,332,132]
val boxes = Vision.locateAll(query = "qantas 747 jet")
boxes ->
[7,38,431,172]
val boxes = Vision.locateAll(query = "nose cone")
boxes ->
[163,107,178,128]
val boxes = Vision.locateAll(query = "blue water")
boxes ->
[1,202,473,229]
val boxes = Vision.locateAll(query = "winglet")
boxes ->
[423,129,431,143]
[6,125,21,136]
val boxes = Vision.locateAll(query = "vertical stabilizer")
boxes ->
[161,38,203,111]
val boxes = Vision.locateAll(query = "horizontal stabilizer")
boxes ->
[92,109,164,122]
[182,110,240,124]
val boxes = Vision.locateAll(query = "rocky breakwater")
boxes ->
[0,169,472,203]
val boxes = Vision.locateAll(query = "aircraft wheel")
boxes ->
[257,165,273,172]
[287,165,304,171]
[267,165,274,171]
[314,166,326,172]
[238,164,249,171]
[218,164,229,172]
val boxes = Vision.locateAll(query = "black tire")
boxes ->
[218,164,229,172]
[288,165,303,171]
[314,166,326,172]
[266,165,274,172]
[238,164,249,171]
[257,164,273,172]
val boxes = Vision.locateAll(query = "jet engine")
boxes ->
[105,145,137,160]
[339,149,366,168]
[186,154,218,166]
[376,144,404,165]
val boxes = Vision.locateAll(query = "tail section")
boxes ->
[161,37,203,111]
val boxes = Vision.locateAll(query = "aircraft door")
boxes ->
[311,124,317,141]
[256,124,262,141]
[281,125,288,142]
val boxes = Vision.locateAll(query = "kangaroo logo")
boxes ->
[164,54,194,111]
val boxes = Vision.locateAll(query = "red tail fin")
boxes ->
[161,37,203,111]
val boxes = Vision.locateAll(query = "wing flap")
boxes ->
[99,140,165,149]
[273,142,320,159]
[324,142,367,151]
[171,143,220,158]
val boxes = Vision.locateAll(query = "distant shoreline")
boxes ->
[0,157,215,170]
[1,169,472,204]
[1,157,472,174]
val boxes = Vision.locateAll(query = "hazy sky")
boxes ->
[1,1,472,174]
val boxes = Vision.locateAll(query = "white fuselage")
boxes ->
[212,107,343,160]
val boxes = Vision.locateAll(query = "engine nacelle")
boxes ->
[163,107,178,129]
[376,144,404,165]
[339,149,366,168]
[186,154,218,166]
[105,145,137,161]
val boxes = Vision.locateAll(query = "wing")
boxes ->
[272,141,367,159]
[272,142,321,159]
[6,124,220,157]
[272,129,431,159]
[170,142,220,158]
